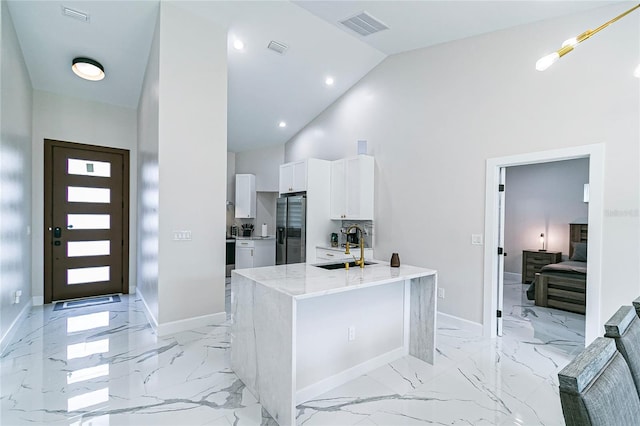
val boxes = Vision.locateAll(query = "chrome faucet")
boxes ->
[344,224,365,268]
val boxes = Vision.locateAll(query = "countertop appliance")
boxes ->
[276,195,306,265]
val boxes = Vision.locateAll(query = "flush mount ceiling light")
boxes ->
[325,76,335,86]
[278,121,287,128]
[72,57,105,81]
[536,3,640,71]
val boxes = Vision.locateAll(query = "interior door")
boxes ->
[497,167,506,336]
[44,140,129,303]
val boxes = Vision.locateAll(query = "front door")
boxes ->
[44,139,129,303]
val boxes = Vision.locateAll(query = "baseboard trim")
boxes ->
[129,285,137,294]
[1,300,33,356]
[157,311,227,337]
[437,311,483,335]
[504,272,522,282]
[32,296,44,307]
[137,290,159,334]
[296,346,405,404]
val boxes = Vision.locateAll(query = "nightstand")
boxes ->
[522,250,562,283]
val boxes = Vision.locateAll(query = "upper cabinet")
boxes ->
[235,174,256,218]
[279,160,308,194]
[330,155,374,220]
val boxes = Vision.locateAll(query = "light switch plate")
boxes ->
[471,234,483,245]
[173,230,192,241]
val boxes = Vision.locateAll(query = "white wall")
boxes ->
[504,159,589,274]
[137,11,160,322]
[1,0,33,350]
[235,144,284,192]
[285,4,640,326]
[31,90,138,304]
[256,192,277,236]
[156,2,227,326]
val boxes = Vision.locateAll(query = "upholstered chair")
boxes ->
[632,296,640,318]
[558,337,640,426]
[604,305,640,397]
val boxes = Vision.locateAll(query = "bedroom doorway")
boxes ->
[483,144,604,345]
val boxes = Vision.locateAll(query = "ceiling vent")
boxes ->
[339,11,389,36]
[62,6,90,23]
[267,40,288,55]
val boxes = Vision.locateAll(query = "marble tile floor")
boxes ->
[1,278,583,426]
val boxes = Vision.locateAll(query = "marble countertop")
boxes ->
[235,236,276,241]
[316,245,373,252]
[233,261,436,300]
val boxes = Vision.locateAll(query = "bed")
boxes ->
[533,223,588,314]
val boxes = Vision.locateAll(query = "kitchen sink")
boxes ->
[315,261,377,270]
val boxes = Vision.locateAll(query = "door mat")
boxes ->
[54,295,121,311]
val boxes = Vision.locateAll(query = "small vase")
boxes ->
[390,253,400,267]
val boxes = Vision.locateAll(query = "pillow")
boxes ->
[571,242,588,262]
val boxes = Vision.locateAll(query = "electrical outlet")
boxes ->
[471,234,483,245]
[348,326,356,341]
[437,288,445,299]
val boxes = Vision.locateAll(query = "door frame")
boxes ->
[483,143,604,345]
[44,139,130,303]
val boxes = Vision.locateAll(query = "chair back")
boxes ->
[604,305,640,397]
[558,337,640,426]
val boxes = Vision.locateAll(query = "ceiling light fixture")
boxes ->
[536,3,640,71]
[72,57,105,81]
[325,76,335,86]
[233,39,245,50]
[278,121,287,128]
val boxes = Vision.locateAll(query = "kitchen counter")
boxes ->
[316,244,370,251]
[231,261,437,425]
[234,261,432,300]
[235,235,275,240]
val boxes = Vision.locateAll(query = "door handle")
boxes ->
[54,227,62,238]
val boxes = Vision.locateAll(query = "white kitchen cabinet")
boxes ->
[316,246,373,262]
[330,155,374,220]
[235,239,276,269]
[235,174,256,218]
[279,161,307,194]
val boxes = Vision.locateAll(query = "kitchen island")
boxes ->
[230,261,437,426]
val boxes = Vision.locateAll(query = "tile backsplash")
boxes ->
[339,220,374,248]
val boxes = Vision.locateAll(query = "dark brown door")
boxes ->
[44,140,129,303]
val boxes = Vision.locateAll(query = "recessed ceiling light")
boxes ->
[278,121,287,128]
[325,76,335,86]
[233,39,245,50]
[71,57,104,81]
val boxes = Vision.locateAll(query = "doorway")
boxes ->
[44,139,130,303]
[483,144,604,344]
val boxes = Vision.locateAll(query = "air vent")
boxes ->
[267,40,288,55]
[62,6,90,22]
[339,11,389,36]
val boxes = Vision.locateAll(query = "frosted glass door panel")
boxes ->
[68,187,110,203]
[67,266,110,285]
[67,241,110,257]
[68,159,111,177]
[67,214,110,230]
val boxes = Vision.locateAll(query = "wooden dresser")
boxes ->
[522,250,562,283]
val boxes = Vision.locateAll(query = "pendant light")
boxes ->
[72,57,105,81]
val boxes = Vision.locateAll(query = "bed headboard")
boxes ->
[569,223,588,258]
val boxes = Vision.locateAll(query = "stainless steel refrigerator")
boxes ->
[276,195,306,265]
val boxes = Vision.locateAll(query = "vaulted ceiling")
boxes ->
[7,1,619,152]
